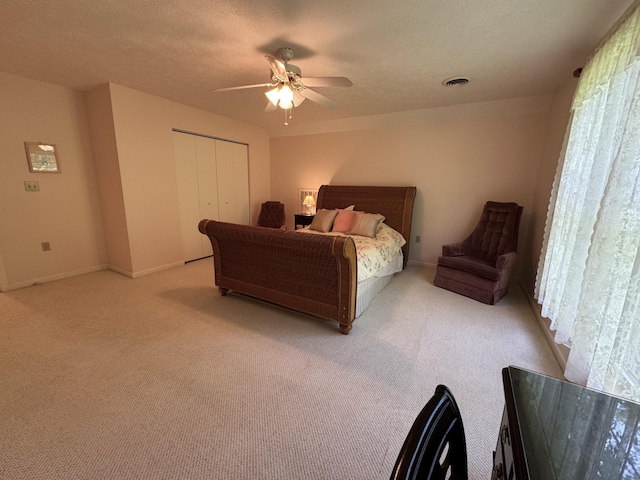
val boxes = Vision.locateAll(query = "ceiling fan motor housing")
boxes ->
[277,47,295,62]
[287,63,302,78]
[270,63,302,84]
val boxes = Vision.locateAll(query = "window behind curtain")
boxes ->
[535,6,640,401]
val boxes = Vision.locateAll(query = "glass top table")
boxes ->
[502,366,640,479]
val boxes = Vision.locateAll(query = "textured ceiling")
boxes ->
[0,0,634,136]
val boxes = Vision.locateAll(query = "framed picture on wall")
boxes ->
[24,142,61,173]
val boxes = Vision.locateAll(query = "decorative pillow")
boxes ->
[309,209,339,233]
[346,212,386,238]
[332,209,356,232]
[344,205,355,211]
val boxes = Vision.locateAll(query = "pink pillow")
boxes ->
[332,209,356,232]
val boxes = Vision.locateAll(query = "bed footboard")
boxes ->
[198,220,358,334]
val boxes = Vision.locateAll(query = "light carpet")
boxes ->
[0,260,562,479]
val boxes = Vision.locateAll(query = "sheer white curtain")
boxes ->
[535,6,640,401]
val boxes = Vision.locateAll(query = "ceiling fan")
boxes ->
[213,47,353,124]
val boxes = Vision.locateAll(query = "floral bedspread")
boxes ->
[296,223,406,282]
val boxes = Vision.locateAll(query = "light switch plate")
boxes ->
[24,181,40,191]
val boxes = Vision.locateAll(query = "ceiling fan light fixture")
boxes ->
[265,87,280,106]
[265,85,294,109]
[219,47,352,125]
[278,84,294,109]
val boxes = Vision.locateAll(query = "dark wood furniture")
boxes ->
[493,366,640,479]
[199,185,416,334]
[390,385,467,480]
[294,213,314,230]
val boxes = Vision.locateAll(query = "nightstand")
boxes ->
[294,214,314,230]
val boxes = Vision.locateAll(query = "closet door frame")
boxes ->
[173,129,249,262]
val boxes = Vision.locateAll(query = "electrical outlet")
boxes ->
[41,242,51,252]
[24,181,40,192]
[415,235,421,243]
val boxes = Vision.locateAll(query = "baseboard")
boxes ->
[107,264,134,278]
[130,261,186,278]
[517,278,568,370]
[407,260,436,269]
[1,264,109,292]
[1,261,189,292]
[108,261,185,279]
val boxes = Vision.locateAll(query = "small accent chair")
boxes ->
[390,385,468,480]
[433,201,523,305]
[256,201,286,230]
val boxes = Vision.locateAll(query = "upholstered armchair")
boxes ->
[433,201,523,305]
[257,201,286,229]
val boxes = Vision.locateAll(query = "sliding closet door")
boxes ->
[196,136,220,223]
[173,131,249,262]
[216,140,249,224]
[173,132,211,261]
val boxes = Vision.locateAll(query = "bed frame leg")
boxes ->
[219,287,229,296]
[339,323,352,335]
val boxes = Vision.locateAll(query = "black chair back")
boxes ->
[390,385,468,480]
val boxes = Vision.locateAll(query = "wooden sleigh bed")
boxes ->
[198,185,416,334]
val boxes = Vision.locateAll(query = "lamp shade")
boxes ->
[278,85,294,109]
[265,85,295,109]
[265,87,280,107]
[302,195,316,207]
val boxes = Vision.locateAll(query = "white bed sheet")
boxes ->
[355,251,403,317]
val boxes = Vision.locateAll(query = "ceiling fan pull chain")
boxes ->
[284,107,293,126]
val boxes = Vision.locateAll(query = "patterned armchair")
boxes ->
[433,201,523,304]
[257,201,286,230]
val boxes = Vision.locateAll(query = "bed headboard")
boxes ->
[316,185,417,267]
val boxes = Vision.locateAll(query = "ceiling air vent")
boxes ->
[442,77,470,87]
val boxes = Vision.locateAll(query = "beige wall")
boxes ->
[0,72,107,291]
[0,70,573,291]
[522,78,578,295]
[520,78,577,367]
[270,96,552,277]
[85,84,133,274]
[86,83,271,277]
[1,75,271,289]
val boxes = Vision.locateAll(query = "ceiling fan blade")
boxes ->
[300,88,337,108]
[265,55,288,82]
[265,101,277,112]
[292,90,306,107]
[300,77,353,88]
[213,83,274,92]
